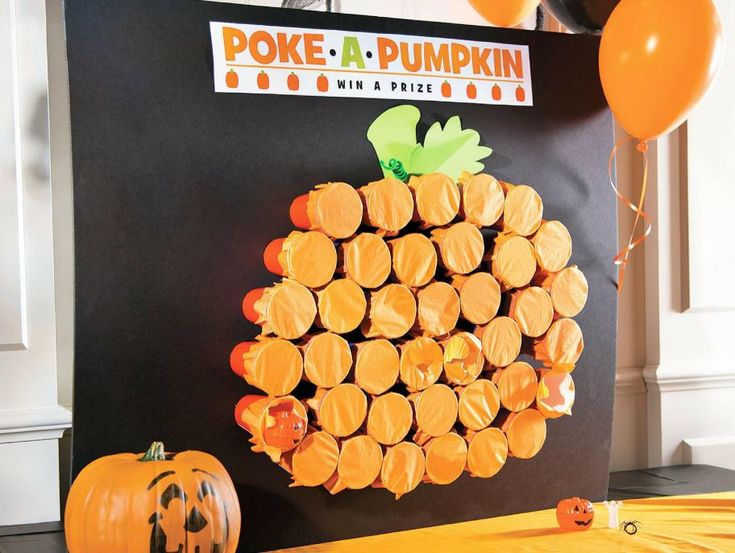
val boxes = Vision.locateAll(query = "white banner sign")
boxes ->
[210,22,533,106]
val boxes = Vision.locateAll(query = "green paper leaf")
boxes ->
[366,105,421,178]
[409,116,492,180]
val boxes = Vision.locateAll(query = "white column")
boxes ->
[0,0,71,526]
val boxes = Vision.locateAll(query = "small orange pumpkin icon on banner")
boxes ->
[492,83,502,101]
[317,73,328,92]
[466,82,477,99]
[226,69,238,89]
[441,81,452,98]
[257,70,269,90]
[516,85,526,102]
[288,72,300,91]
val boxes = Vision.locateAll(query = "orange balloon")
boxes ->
[469,0,540,28]
[599,0,722,141]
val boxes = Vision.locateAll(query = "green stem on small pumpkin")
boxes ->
[139,441,166,462]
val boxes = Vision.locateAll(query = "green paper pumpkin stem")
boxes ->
[380,159,409,182]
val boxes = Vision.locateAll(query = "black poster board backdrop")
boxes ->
[66,1,617,550]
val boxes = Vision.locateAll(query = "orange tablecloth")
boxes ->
[274,492,735,552]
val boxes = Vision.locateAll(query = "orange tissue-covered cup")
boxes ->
[491,234,538,290]
[502,183,543,236]
[441,332,485,386]
[263,231,337,289]
[479,316,522,368]
[531,318,585,370]
[379,442,426,499]
[536,369,575,419]
[388,233,438,288]
[283,431,339,487]
[493,361,538,412]
[456,379,500,431]
[459,172,505,227]
[408,173,460,227]
[508,286,554,338]
[301,332,352,388]
[229,340,303,396]
[362,283,417,339]
[366,392,413,445]
[359,177,414,233]
[532,220,572,273]
[465,427,508,478]
[415,281,460,337]
[235,395,308,462]
[430,222,485,275]
[353,339,400,395]
[290,182,363,239]
[341,233,392,289]
[399,337,444,392]
[316,279,367,334]
[451,272,501,325]
[243,280,317,340]
[408,383,459,440]
[500,408,547,459]
[325,434,383,494]
[307,383,368,438]
[538,265,589,318]
[422,432,468,485]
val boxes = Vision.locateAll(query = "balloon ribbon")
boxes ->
[608,137,653,295]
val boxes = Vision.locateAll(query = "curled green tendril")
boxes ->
[380,159,409,182]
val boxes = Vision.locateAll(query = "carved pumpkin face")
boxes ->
[65,442,241,553]
[262,400,307,450]
[556,497,594,531]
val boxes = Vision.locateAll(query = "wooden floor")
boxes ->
[2,465,734,553]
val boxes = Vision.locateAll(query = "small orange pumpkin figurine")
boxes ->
[516,84,526,102]
[65,442,241,553]
[226,69,238,89]
[441,80,452,98]
[556,497,594,531]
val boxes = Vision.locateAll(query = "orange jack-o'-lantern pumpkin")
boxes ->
[556,496,594,531]
[65,442,241,553]
[262,401,307,450]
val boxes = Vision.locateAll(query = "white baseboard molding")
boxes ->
[0,405,72,444]
[643,364,735,393]
[615,367,646,396]
[683,436,735,471]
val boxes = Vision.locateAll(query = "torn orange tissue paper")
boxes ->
[536,369,575,419]
[388,233,438,288]
[408,173,460,227]
[229,340,303,396]
[423,432,468,485]
[458,172,505,227]
[415,281,460,337]
[431,222,484,275]
[366,392,413,445]
[301,332,352,388]
[451,272,501,325]
[441,332,485,386]
[341,233,392,289]
[352,339,400,395]
[362,283,417,339]
[308,383,367,438]
[408,383,458,439]
[533,318,585,370]
[379,441,426,499]
[456,379,500,431]
[246,280,316,339]
[491,234,537,290]
[508,286,554,338]
[399,337,444,391]
[532,220,572,273]
[290,182,363,239]
[465,427,508,478]
[324,434,384,494]
[501,408,547,459]
[235,395,308,462]
[493,361,539,413]
[360,177,414,233]
[480,316,522,368]
[283,430,339,487]
[263,230,337,288]
[316,278,366,334]
[502,183,543,236]
[539,265,589,318]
